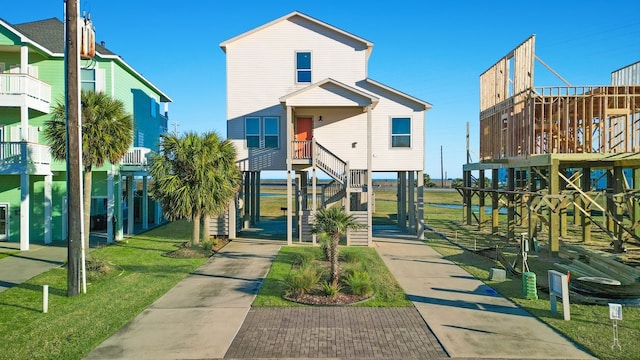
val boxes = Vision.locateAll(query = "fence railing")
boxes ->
[0,73,51,105]
[0,141,51,166]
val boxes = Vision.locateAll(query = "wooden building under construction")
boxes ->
[462,35,640,254]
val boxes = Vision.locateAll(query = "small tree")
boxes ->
[149,131,240,245]
[310,206,363,287]
[423,173,436,188]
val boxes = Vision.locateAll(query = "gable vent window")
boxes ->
[296,51,311,83]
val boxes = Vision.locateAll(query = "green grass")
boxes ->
[0,220,208,360]
[253,246,412,307]
[427,240,640,360]
[0,251,18,260]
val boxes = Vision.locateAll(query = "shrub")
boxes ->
[321,281,341,297]
[344,271,373,297]
[201,240,214,253]
[341,250,364,264]
[295,251,317,268]
[284,266,319,296]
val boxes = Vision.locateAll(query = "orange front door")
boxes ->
[295,117,313,158]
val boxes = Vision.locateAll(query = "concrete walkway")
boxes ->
[373,232,595,359]
[85,238,281,360]
[0,241,67,293]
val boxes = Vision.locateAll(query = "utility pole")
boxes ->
[440,145,444,188]
[65,0,83,297]
[172,121,179,135]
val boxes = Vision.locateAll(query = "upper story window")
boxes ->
[81,68,96,91]
[391,117,411,148]
[245,116,280,149]
[245,117,260,148]
[296,51,311,83]
[263,117,279,148]
[80,67,105,92]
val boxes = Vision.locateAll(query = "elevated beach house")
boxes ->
[219,12,431,245]
[0,17,171,250]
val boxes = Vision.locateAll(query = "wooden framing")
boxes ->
[466,39,640,254]
[479,36,640,160]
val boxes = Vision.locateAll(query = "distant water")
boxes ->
[428,203,508,215]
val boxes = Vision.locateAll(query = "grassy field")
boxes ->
[0,220,208,360]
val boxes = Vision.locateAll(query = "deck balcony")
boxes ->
[0,74,51,114]
[120,147,154,172]
[0,141,51,175]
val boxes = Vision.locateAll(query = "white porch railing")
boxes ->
[0,141,51,166]
[121,147,153,166]
[0,74,51,109]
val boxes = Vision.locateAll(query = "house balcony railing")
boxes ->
[0,141,51,174]
[121,147,153,167]
[0,74,51,113]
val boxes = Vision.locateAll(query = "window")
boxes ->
[391,117,411,148]
[137,131,145,147]
[263,117,279,148]
[296,51,311,83]
[81,68,96,91]
[245,117,260,148]
[245,116,280,149]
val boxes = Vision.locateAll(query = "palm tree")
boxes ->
[149,131,240,245]
[310,206,363,287]
[45,90,133,247]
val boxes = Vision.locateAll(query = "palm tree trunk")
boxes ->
[83,169,92,250]
[330,234,340,286]
[202,216,210,242]
[192,213,201,245]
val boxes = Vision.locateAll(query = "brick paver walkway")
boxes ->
[224,307,448,359]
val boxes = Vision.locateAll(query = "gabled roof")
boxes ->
[220,11,373,59]
[279,78,379,109]
[363,78,432,111]
[1,18,171,103]
[14,18,115,55]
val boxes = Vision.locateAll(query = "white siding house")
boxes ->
[220,11,431,245]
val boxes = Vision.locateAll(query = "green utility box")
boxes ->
[522,272,538,300]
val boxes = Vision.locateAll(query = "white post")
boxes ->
[107,168,114,243]
[20,173,29,250]
[44,174,52,244]
[115,175,123,241]
[417,171,425,240]
[42,285,49,313]
[366,106,373,245]
[127,176,134,235]
[409,171,415,233]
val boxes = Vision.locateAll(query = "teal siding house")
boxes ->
[0,17,172,250]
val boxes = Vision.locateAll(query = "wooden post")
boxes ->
[549,160,560,254]
[528,167,537,242]
[464,170,473,226]
[559,169,568,238]
[635,169,640,237]
[581,167,592,243]
[478,170,485,230]
[507,167,515,242]
[492,168,499,233]
[612,166,624,252]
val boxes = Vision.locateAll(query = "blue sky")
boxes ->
[4,1,639,178]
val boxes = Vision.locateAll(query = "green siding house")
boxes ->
[0,17,172,250]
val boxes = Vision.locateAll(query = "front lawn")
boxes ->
[0,220,208,360]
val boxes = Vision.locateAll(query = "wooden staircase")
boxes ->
[298,140,369,245]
